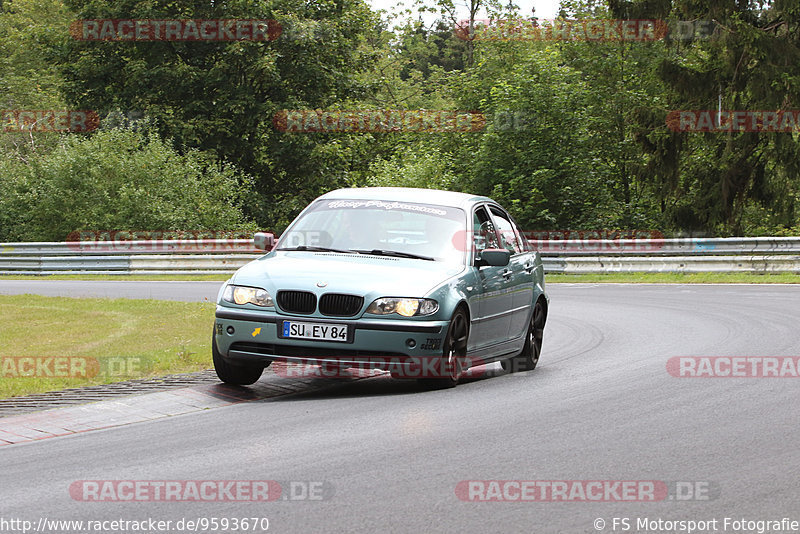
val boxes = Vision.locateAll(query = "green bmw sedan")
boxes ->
[213,187,548,388]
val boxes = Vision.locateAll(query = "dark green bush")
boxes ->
[0,127,256,241]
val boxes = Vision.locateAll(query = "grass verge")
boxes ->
[0,295,215,398]
[546,272,800,283]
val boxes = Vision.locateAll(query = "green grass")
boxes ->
[0,295,215,398]
[546,272,800,283]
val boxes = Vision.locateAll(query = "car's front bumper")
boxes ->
[215,306,449,374]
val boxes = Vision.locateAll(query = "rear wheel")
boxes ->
[502,299,545,373]
[419,308,469,389]
[212,334,264,385]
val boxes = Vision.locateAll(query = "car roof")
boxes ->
[317,187,493,209]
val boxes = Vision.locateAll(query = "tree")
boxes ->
[0,0,73,161]
[614,0,800,234]
[450,41,621,229]
[58,0,382,227]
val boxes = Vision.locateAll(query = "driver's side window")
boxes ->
[473,206,499,253]
[489,207,522,255]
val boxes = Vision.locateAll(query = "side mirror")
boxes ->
[254,232,275,251]
[477,248,511,267]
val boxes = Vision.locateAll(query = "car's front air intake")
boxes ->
[276,290,317,314]
[319,293,364,317]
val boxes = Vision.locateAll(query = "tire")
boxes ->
[212,334,264,385]
[502,299,545,373]
[419,307,469,389]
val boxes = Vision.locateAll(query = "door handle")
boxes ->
[501,269,512,279]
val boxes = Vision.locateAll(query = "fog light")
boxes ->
[406,339,416,348]
[226,326,235,335]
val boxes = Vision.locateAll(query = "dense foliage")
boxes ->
[1,0,798,240]
[0,128,255,240]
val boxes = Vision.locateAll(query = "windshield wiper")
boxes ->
[351,249,435,261]
[279,245,355,254]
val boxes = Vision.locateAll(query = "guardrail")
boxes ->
[1,237,800,274]
[0,240,262,275]
[534,237,800,273]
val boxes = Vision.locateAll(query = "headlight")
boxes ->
[366,298,439,317]
[222,285,274,307]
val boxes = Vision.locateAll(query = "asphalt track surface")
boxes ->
[0,280,220,302]
[1,281,799,533]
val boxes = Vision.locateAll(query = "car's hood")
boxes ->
[232,251,464,297]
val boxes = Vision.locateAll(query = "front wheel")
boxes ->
[502,299,545,373]
[212,334,264,385]
[419,308,469,389]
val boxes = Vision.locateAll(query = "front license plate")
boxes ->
[281,321,349,342]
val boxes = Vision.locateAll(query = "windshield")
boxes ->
[277,199,466,264]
